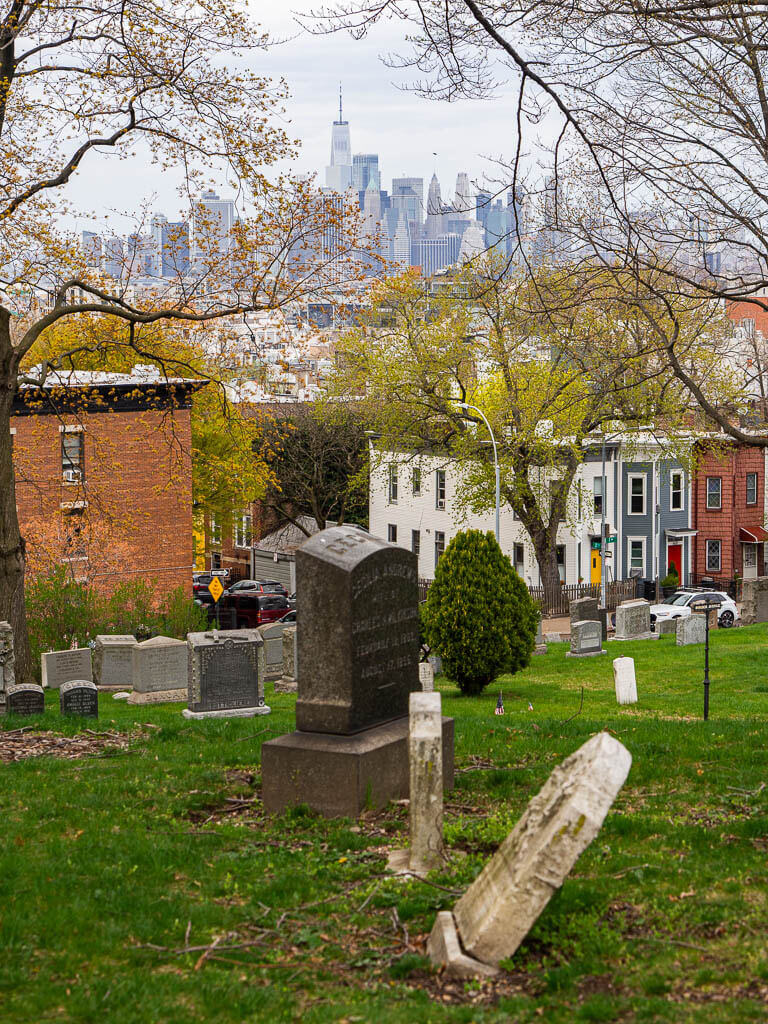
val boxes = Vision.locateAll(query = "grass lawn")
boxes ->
[1,625,768,1023]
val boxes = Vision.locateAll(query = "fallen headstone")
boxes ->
[613,657,638,705]
[60,680,98,718]
[112,691,131,701]
[41,648,92,690]
[427,732,632,975]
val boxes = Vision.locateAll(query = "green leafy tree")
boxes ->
[423,529,538,696]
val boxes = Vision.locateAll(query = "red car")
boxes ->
[219,589,289,629]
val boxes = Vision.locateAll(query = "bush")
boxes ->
[660,566,680,589]
[423,530,538,696]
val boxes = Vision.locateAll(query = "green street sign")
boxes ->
[605,534,617,543]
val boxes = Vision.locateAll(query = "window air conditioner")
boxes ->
[63,469,82,483]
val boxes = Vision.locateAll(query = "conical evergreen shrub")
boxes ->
[423,529,538,695]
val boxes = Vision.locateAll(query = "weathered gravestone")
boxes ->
[93,635,137,690]
[428,654,443,676]
[60,680,98,717]
[388,691,446,875]
[427,732,632,976]
[741,576,768,625]
[613,657,638,705]
[533,613,547,655]
[7,683,44,715]
[41,648,92,690]
[656,618,678,636]
[614,599,652,641]
[567,620,605,658]
[258,622,286,681]
[570,596,599,629]
[676,614,706,646]
[128,636,187,704]
[184,629,269,719]
[261,526,454,817]
[418,661,435,692]
[274,625,298,694]
[0,621,14,710]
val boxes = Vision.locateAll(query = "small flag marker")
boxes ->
[494,692,505,716]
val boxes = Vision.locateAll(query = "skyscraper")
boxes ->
[392,177,424,233]
[425,174,444,239]
[353,153,379,193]
[325,86,352,192]
[454,172,473,220]
[151,213,190,277]
[190,190,235,275]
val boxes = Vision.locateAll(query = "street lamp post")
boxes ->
[456,401,500,543]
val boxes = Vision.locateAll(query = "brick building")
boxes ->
[691,442,768,582]
[11,369,201,593]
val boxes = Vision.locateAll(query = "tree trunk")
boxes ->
[531,529,562,614]
[0,317,32,684]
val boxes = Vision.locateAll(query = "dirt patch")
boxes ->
[405,968,538,1006]
[0,726,131,763]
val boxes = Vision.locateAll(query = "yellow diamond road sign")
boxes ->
[208,576,224,602]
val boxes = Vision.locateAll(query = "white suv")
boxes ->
[650,590,739,630]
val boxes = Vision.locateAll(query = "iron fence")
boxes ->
[417,576,637,616]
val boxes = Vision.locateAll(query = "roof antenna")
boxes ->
[339,82,343,122]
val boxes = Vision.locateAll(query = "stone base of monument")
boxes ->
[273,678,298,694]
[610,633,654,641]
[127,688,187,705]
[182,704,271,720]
[565,649,607,658]
[262,716,455,818]
[427,912,499,979]
[533,643,548,655]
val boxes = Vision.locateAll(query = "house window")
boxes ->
[556,544,566,582]
[209,516,221,546]
[628,538,645,575]
[434,530,446,568]
[706,477,722,510]
[235,513,252,548]
[670,471,683,511]
[387,524,398,544]
[411,530,420,557]
[706,539,722,572]
[62,431,84,483]
[593,476,603,516]
[514,543,525,576]
[746,472,758,505]
[435,469,446,510]
[628,474,646,515]
[63,510,86,559]
[388,464,398,503]
[412,466,421,496]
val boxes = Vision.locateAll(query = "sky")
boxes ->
[67,2,547,234]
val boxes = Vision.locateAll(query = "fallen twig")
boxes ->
[563,686,584,724]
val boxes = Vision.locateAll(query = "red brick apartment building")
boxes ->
[11,370,200,593]
[691,442,767,581]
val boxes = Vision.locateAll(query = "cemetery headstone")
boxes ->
[567,620,605,658]
[7,683,44,715]
[418,661,435,692]
[388,691,445,874]
[274,625,298,694]
[544,632,563,644]
[534,613,547,655]
[613,657,638,705]
[258,622,286,681]
[0,620,15,708]
[262,526,454,817]
[614,599,652,640]
[41,648,92,690]
[656,618,678,635]
[128,635,187,704]
[676,614,706,646]
[569,596,599,630]
[60,679,98,717]
[93,635,137,690]
[741,576,768,625]
[427,732,632,975]
[428,654,443,676]
[184,629,270,719]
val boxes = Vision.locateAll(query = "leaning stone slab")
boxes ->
[6,683,44,716]
[614,600,652,641]
[184,629,270,719]
[41,648,92,690]
[428,732,631,972]
[566,620,605,658]
[427,912,499,979]
[613,657,638,705]
[128,636,187,704]
[93,635,137,690]
[676,614,706,646]
[60,680,98,717]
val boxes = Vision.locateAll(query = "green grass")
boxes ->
[1,625,768,1022]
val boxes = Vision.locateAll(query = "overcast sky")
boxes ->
[68,3,547,233]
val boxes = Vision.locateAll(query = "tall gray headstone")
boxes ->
[274,625,298,694]
[676,614,706,646]
[93,635,137,690]
[614,600,652,640]
[258,622,285,681]
[262,526,454,818]
[128,636,187,704]
[569,596,599,629]
[41,648,92,690]
[184,630,269,719]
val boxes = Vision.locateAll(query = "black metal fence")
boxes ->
[686,573,739,599]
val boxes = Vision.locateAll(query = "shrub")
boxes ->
[158,586,209,637]
[423,529,538,695]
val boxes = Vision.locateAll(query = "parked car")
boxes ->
[192,573,218,605]
[287,592,296,610]
[219,589,289,629]
[221,579,288,598]
[650,589,739,629]
[278,609,296,624]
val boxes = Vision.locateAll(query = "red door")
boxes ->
[667,543,682,578]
